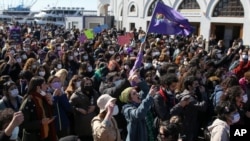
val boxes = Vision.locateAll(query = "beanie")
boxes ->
[119,87,133,103]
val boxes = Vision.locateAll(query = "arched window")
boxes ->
[178,0,200,10]
[212,0,244,17]
[130,5,136,12]
[147,0,157,16]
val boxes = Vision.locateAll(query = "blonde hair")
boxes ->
[55,69,68,84]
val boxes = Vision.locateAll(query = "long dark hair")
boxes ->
[25,76,45,99]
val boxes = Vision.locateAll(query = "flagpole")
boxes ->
[144,0,160,41]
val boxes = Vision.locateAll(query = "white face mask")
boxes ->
[76,81,81,87]
[83,55,88,60]
[74,52,78,57]
[116,58,120,62]
[231,112,240,124]
[242,54,248,60]
[10,126,19,140]
[22,55,27,60]
[68,56,73,60]
[113,79,122,87]
[39,71,46,77]
[40,90,46,96]
[16,58,22,63]
[32,65,36,69]
[57,64,62,69]
[242,94,248,103]
[112,105,119,116]
[10,89,19,97]
[216,53,222,58]
[109,51,114,54]
[87,66,93,72]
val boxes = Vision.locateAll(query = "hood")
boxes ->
[208,119,229,132]
[214,85,223,92]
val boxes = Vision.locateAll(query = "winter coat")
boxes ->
[208,119,230,141]
[91,116,121,141]
[170,89,207,141]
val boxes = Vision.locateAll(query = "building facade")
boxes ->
[97,0,250,47]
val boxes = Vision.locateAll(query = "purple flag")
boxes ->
[148,1,193,36]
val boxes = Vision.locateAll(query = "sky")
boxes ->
[0,0,98,11]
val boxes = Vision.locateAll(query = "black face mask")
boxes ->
[84,86,92,91]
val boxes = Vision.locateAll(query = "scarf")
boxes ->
[146,111,156,141]
[31,92,57,141]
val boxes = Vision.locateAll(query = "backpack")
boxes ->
[208,89,222,117]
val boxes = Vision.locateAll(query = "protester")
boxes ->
[20,76,57,141]
[91,94,121,141]
[0,109,24,141]
[208,101,238,141]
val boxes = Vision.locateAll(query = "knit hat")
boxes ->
[97,94,116,113]
[119,87,133,103]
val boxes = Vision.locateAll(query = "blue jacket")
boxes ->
[53,93,72,131]
[122,95,154,141]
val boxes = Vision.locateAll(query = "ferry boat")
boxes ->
[33,6,84,26]
[0,0,37,24]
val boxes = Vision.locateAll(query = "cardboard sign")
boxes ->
[118,35,131,46]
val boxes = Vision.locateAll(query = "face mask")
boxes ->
[124,65,129,70]
[57,47,61,50]
[242,94,248,103]
[39,71,46,76]
[231,112,240,124]
[22,55,27,60]
[40,90,46,96]
[116,58,120,62]
[51,82,62,89]
[166,51,170,56]
[144,63,152,69]
[76,81,81,87]
[57,64,62,69]
[10,89,19,97]
[68,56,73,60]
[152,52,160,57]
[87,66,93,72]
[16,58,22,63]
[83,55,88,60]
[84,86,92,91]
[10,126,19,140]
[10,50,15,55]
[32,65,36,69]
[242,54,248,60]
[113,79,122,87]
[23,48,30,51]
[216,53,222,58]
[112,105,119,116]
[109,51,114,54]
[74,52,78,57]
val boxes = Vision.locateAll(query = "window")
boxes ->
[130,5,136,12]
[147,0,157,16]
[212,0,244,17]
[178,0,200,10]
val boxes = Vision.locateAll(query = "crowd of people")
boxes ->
[0,21,248,141]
